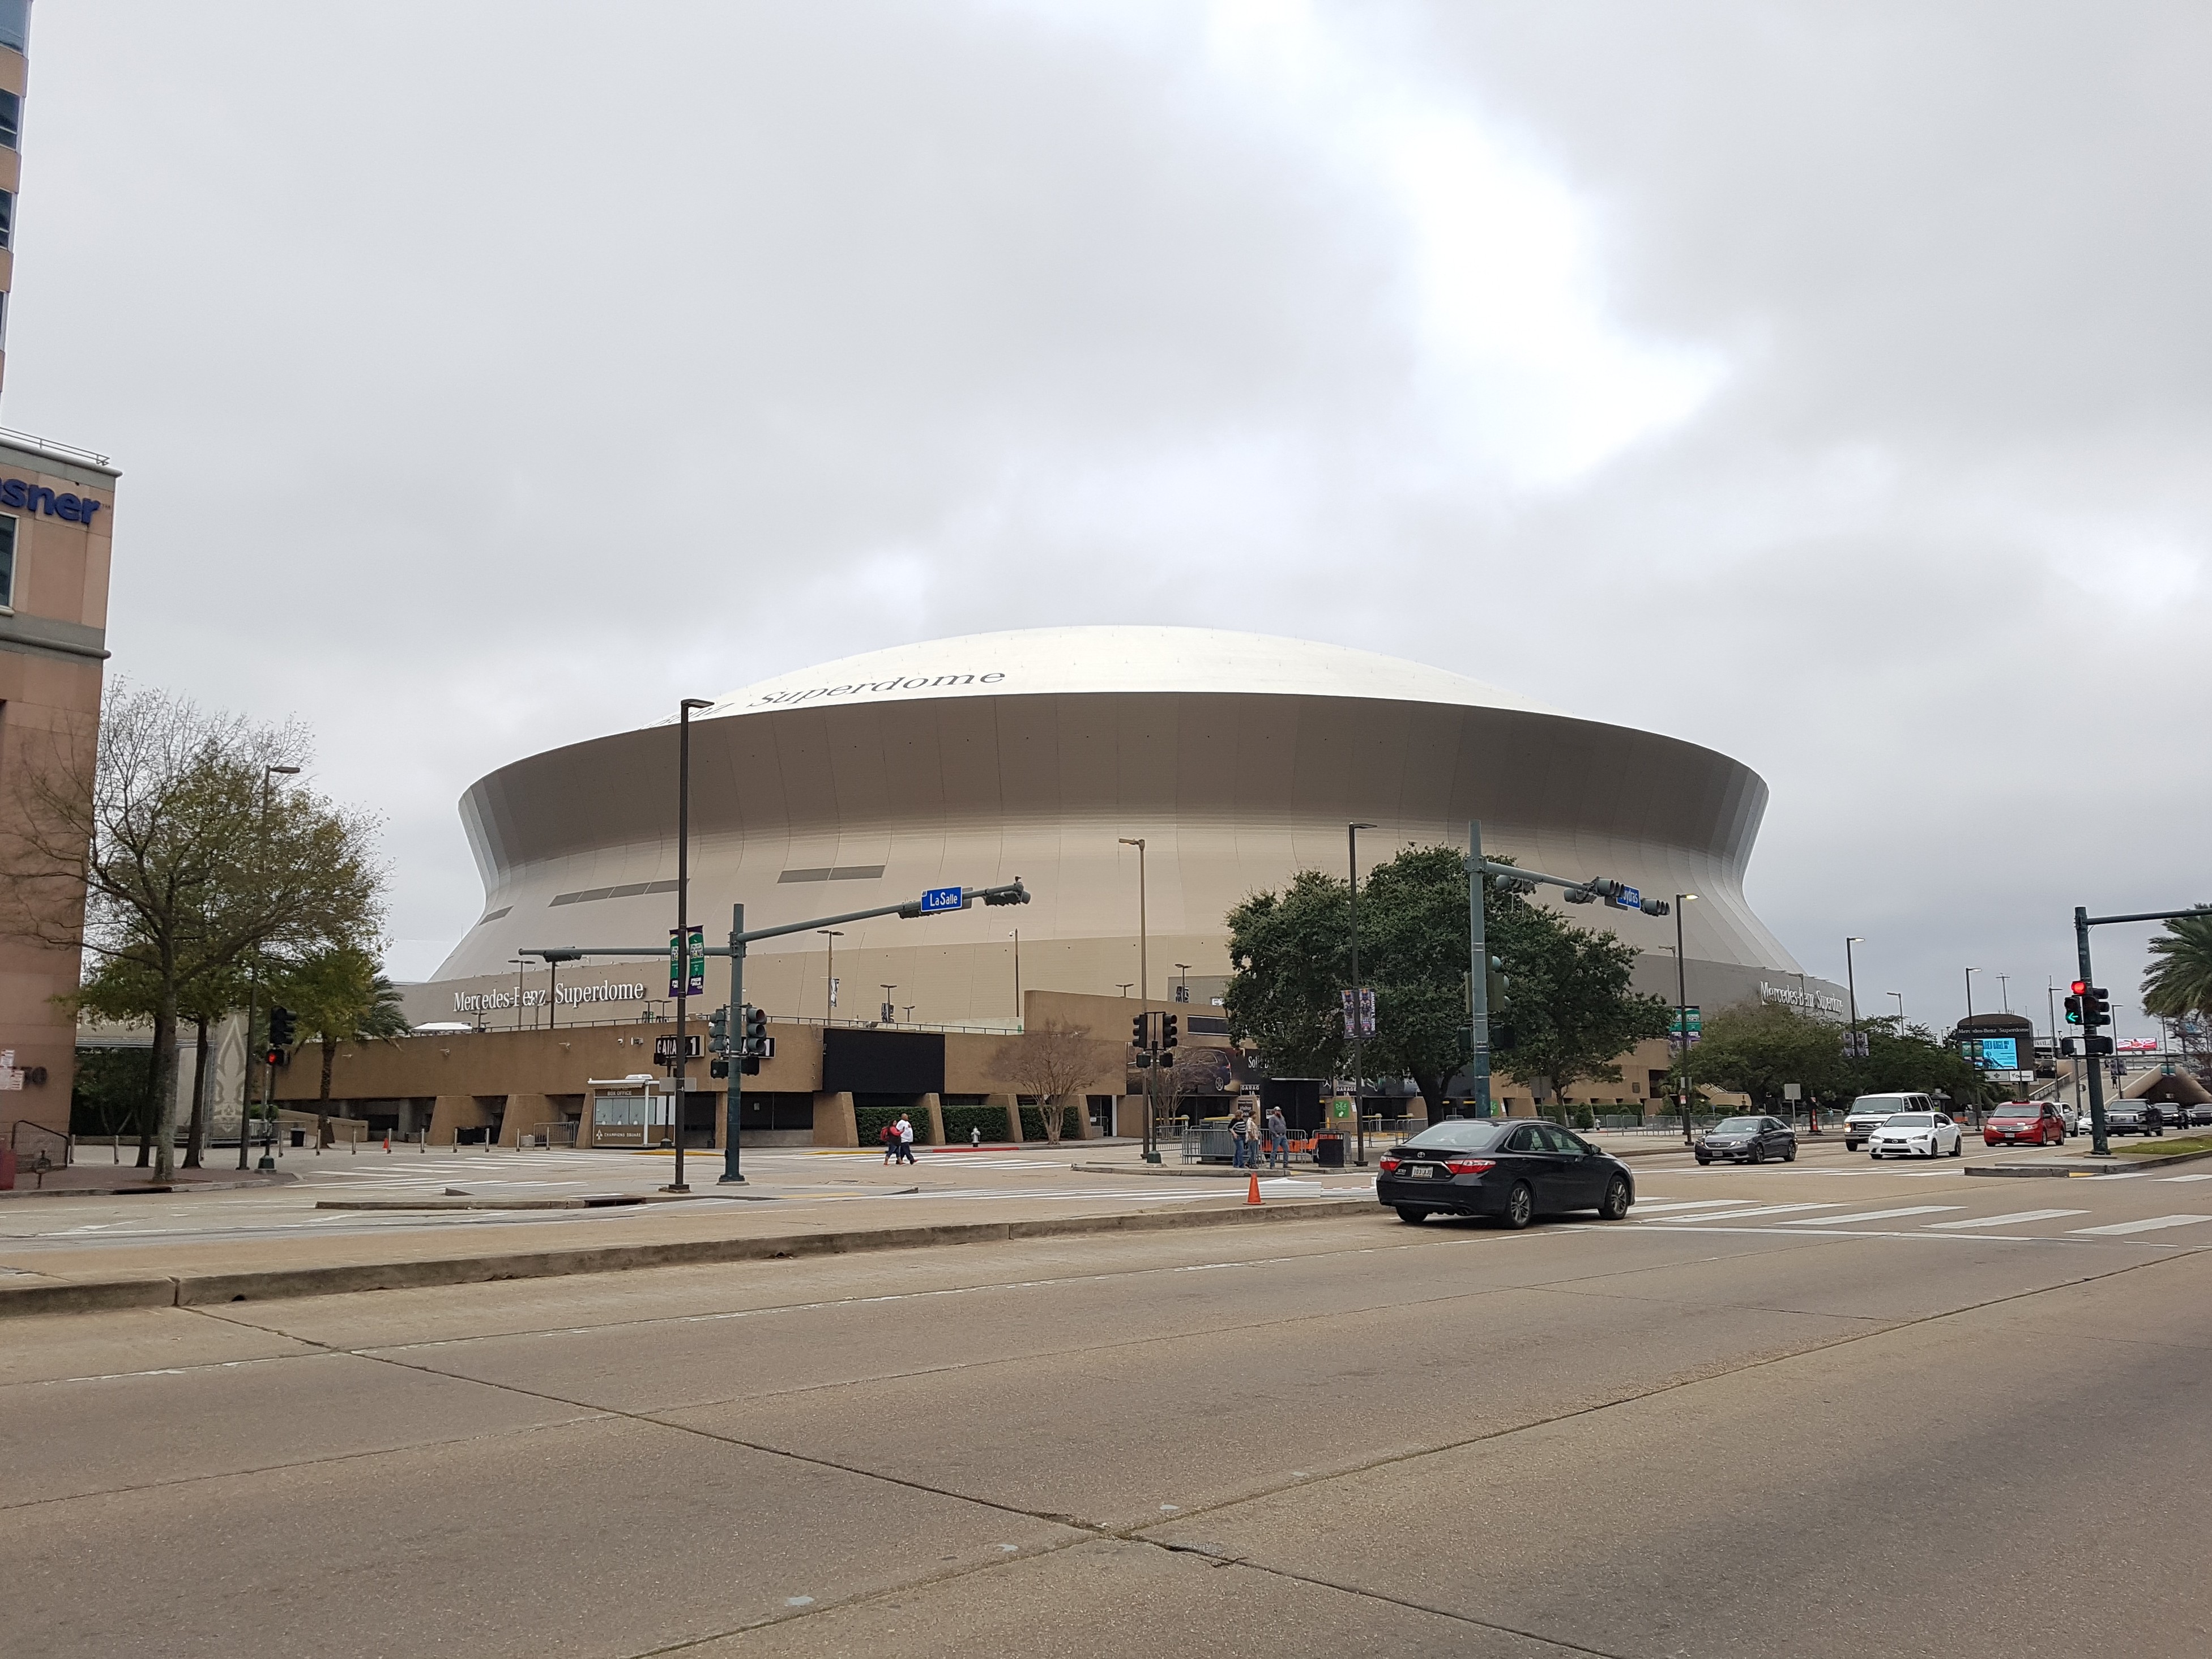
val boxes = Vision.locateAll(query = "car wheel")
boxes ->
[1394,1206,1431,1225]
[1498,1182,1534,1230]
[1783,1142,1797,1162]
[1951,1136,1963,1157]
[1749,1143,1765,1165]
[1599,1175,1632,1221]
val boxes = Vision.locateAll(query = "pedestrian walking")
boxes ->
[1265,1103,1289,1170]
[895,1114,917,1164]
[880,1120,899,1165]
[1230,1101,1256,1169]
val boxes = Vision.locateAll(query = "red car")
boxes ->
[1984,1102,2065,1148]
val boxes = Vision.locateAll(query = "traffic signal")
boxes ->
[1161,1014,1177,1052]
[265,1005,295,1067]
[2064,993,2084,1026]
[743,1005,768,1054]
[1133,1013,1148,1048]
[1485,954,1511,1014]
[707,1005,731,1055]
[2086,987,2112,1028]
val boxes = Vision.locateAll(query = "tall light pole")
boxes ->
[668,697,711,1193]
[1889,991,1905,1025]
[1964,967,1979,1021]
[1175,962,1190,1004]
[510,958,527,1031]
[1118,838,1147,1003]
[236,764,300,1172]
[817,929,843,1020]
[879,984,896,1023]
[1997,972,2011,1014]
[1673,894,1697,1145]
[1348,822,1376,1167]
[1839,937,1862,1137]
[1009,929,1021,1026]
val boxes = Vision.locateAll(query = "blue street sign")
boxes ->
[918,886,963,914]
[1618,885,1641,910]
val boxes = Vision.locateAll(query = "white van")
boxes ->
[1843,1093,1932,1151]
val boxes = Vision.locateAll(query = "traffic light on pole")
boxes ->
[2086,987,2112,1028]
[1486,954,1511,1014]
[1161,1014,1177,1052]
[2064,990,2084,1026]
[708,1005,730,1054]
[266,1005,295,1066]
[1132,1013,1148,1048]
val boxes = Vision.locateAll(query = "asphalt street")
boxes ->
[7,1138,2212,1656]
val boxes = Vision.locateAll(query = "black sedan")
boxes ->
[1376,1119,1634,1229]
[1696,1115,1798,1165]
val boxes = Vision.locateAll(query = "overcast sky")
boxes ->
[10,2,2206,1042]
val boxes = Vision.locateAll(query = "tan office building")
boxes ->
[0,2,120,1144]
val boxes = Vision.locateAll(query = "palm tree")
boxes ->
[2143,909,2212,1024]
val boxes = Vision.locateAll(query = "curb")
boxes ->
[0,1195,1377,1320]
[1970,1144,2212,1178]
[0,1173,300,1201]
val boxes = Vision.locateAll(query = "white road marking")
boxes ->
[2161,1174,2212,1183]
[1650,1201,1846,1223]
[1778,1205,1963,1226]
[1923,1209,2087,1230]
[2070,1214,2212,1236]
[1630,1199,1750,1216]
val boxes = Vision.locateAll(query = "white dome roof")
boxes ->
[697,626,1561,720]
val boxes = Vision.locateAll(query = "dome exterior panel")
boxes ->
[430,626,1816,1027]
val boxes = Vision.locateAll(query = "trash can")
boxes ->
[1314,1133,1346,1168]
[291,1128,306,1148]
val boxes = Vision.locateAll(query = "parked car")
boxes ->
[1376,1119,1635,1229]
[1868,1111,1965,1159]
[1984,1102,2065,1148]
[1697,1115,1798,1165]
[2060,1103,2084,1133]
[2103,1103,2159,1137]
[1844,1093,1934,1152]
[2187,1103,2212,1128]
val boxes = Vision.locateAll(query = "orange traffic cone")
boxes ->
[1246,1171,1262,1205]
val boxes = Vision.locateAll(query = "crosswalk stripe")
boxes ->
[1650,1201,1844,1223]
[2070,1214,2212,1237]
[1630,1199,1750,1216]
[1778,1205,1962,1226]
[2160,1174,2212,1183]
[1923,1209,2086,1230]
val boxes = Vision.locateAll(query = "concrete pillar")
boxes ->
[990,1092,1023,1144]
[429,1096,496,1146]
[1061,1093,1091,1141]
[813,1090,859,1148]
[920,1093,946,1146]
[501,1094,550,1147]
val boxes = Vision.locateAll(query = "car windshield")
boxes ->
[1403,1122,1510,1152]
[1992,1108,2038,1120]
[1711,1118,1763,1133]
[1852,1099,1908,1114]
[1886,1114,1935,1127]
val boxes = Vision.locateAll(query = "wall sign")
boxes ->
[0,477,104,524]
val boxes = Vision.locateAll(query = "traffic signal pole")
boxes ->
[523,880,1032,1184]
[2069,902,2212,1157]
[2076,907,2109,1157]
[1466,821,1493,1119]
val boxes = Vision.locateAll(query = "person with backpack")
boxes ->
[880,1120,900,1165]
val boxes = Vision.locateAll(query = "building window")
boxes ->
[0,190,12,249]
[0,1,27,55]
[0,90,18,151]
[0,514,15,610]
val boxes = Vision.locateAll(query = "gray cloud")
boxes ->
[7,1,2203,1039]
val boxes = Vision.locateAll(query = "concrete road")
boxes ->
[8,1149,2212,1656]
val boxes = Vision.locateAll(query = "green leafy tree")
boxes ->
[1684,998,1847,1112]
[2142,907,2212,1023]
[1844,1013,1988,1104]
[1223,844,1672,1116]
[1,684,387,1179]
[276,944,411,1145]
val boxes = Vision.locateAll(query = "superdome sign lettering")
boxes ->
[753,671,1005,709]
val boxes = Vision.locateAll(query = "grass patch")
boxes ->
[2112,1133,2212,1158]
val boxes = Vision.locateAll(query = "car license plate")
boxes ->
[1414,1166,1442,1178]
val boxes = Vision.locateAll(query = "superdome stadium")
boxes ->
[415,626,1838,1029]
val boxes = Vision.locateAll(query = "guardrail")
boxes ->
[9,1119,71,1170]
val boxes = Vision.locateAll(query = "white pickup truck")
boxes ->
[1842,1092,1935,1151]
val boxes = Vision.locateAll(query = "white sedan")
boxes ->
[1868,1111,1965,1159]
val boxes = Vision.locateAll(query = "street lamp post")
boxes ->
[1118,838,1152,1162]
[1175,962,1190,1003]
[511,958,527,1031]
[236,764,301,1172]
[1965,967,1979,1021]
[1010,929,1021,1026]
[1673,894,1697,1145]
[668,697,712,1193]
[817,929,843,1020]
[879,984,896,1023]
[1348,822,1376,1167]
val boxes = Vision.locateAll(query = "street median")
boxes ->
[0,1194,1376,1320]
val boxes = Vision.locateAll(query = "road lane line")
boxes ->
[1629,1199,1751,1216]
[2160,1174,2212,1183]
[1923,1209,2087,1230]
[2070,1214,2212,1236]
[1778,1205,1962,1226]
[1649,1201,1846,1223]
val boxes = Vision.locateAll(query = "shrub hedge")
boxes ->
[940,1103,1011,1144]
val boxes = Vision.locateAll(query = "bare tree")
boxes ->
[0,683,386,1179]
[986,1018,1116,1145]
